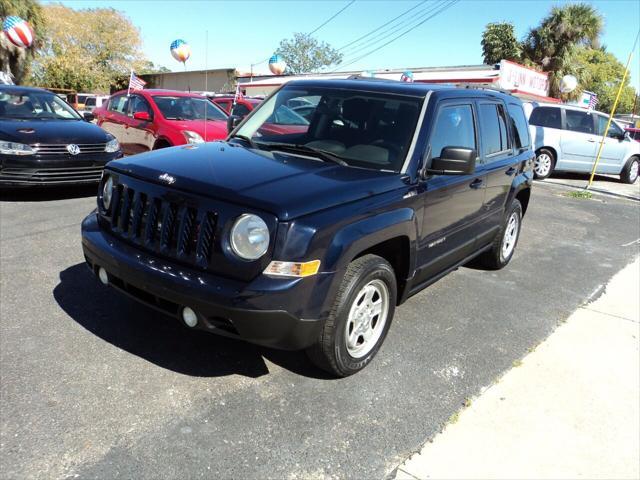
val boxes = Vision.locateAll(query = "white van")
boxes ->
[524,102,640,184]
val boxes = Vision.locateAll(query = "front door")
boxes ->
[416,100,486,283]
[593,115,628,174]
[126,95,156,154]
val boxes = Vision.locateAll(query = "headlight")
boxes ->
[183,130,204,144]
[104,137,120,153]
[230,214,270,260]
[0,141,34,156]
[101,175,114,210]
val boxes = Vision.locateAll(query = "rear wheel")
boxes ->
[153,140,171,150]
[620,157,639,184]
[534,148,555,179]
[479,199,523,270]
[306,254,396,377]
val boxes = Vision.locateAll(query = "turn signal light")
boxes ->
[263,260,321,278]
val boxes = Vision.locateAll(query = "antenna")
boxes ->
[204,30,208,142]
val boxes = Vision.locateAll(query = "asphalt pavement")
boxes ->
[1,182,639,479]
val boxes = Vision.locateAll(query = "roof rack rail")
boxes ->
[456,83,514,96]
[346,74,400,83]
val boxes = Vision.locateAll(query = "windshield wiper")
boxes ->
[260,143,348,166]
[229,134,258,149]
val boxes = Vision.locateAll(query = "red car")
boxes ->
[94,89,228,155]
[626,127,640,142]
[211,95,309,136]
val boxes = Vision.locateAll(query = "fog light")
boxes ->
[98,267,109,285]
[182,307,198,328]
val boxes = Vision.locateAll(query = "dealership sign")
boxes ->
[498,60,549,98]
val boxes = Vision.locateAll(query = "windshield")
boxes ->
[0,90,82,120]
[153,96,227,121]
[235,85,423,172]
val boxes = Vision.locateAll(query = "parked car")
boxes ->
[94,89,228,155]
[625,127,640,143]
[0,85,122,187]
[525,102,640,184]
[81,79,533,376]
[81,95,109,114]
[210,95,262,116]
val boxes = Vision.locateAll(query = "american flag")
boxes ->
[128,71,146,93]
[588,94,599,110]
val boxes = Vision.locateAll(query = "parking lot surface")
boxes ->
[1,182,639,479]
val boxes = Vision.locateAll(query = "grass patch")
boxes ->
[565,189,593,199]
[512,359,523,368]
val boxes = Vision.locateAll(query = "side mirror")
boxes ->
[83,112,95,122]
[133,111,151,121]
[426,147,477,175]
[227,114,243,133]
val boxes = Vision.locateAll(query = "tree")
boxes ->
[521,3,603,98]
[575,47,636,114]
[277,33,342,74]
[30,4,149,92]
[0,0,45,84]
[481,22,521,65]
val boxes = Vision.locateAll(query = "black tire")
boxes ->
[620,156,639,184]
[479,199,523,270]
[306,254,397,377]
[534,148,555,180]
[153,140,171,150]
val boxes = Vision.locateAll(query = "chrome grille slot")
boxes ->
[31,143,107,155]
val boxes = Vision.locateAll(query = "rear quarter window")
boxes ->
[529,106,561,129]
[507,103,531,149]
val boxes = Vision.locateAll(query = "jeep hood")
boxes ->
[107,141,405,220]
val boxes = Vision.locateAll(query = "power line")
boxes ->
[250,0,357,67]
[333,0,460,72]
[337,0,429,52]
[338,0,447,60]
[308,0,356,36]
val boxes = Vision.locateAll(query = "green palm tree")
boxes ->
[522,3,603,98]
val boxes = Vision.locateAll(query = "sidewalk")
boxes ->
[394,258,640,480]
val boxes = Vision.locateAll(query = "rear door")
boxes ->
[477,100,523,243]
[417,100,485,283]
[560,109,597,171]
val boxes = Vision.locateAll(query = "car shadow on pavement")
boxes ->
[53,263,331,380]
[550,172,623,184]
[0,184,99,202]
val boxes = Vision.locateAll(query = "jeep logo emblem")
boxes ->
[66,144,81,155]
[159,173,176,184]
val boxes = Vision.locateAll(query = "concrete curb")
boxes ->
[393,257,640,480]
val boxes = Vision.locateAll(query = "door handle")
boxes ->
[587,138,596,142]
[470,178,484,189]
[505,167,516,175]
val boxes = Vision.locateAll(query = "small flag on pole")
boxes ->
[588,94,599,110]
[127,71,146,95]
[233,83,243,105]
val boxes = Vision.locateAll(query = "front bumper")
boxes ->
[81,213,335,350]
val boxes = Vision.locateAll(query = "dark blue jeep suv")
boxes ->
[81,79,533,376]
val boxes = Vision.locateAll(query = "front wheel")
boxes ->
[479,199,523,270]
[306,254,396,377]
[620,157,639,184]
[534,149,555,179]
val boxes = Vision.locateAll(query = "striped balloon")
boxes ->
[269,54,287,75]
[170,39,191,63]
[400,70,414,82]
[2,16,34,49]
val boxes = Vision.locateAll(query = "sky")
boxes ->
[45,0,640,89]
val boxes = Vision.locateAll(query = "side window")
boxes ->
[108,95,129,115]
[529,106,561,129]
[596,116,623,138]
[429,104,476,160]
[565,110,594,134]
[507,103,531,149]
[231,103,250,117]
[478,103,509,157]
